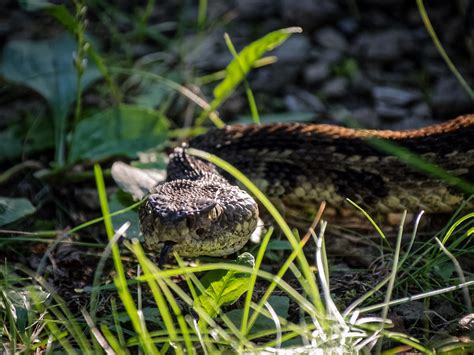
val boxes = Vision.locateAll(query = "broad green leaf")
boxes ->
[0,197,36,226]
[68,104,169,163]
[225,295,289,333]
[0,33,101,164]
[198,253,255,318]
[132,82,171,109]
[434,262,455,281]
[0,116,55,162]
[208,27,301,113]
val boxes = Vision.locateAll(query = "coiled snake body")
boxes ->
[139,115,474,257]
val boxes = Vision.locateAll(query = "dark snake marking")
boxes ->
[140,114,474,257]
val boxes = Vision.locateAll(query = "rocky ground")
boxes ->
[215,0,474,128]
[1,1,473,130]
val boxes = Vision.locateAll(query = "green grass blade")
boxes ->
[442,212,474,244]
[435,238,471,312]
[16,266,93,353]
[197,0,207,30]
[416,0,474,99]
[375,211,406,354]
[90,221,131,321]
[136,263,317,327]
[110,297,126,348]
[197,27,302,125]
[346,198,389,243]
[224,33,260,125]
[130,240,186,354]
[94,164,159,354]
[111,67,225,128]
[100,325,128,355]
[367,138,474,195]
[187,148,326,321]
[240,227,273,337]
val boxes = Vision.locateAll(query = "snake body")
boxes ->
[139,114,474,257]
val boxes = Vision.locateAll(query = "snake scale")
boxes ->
[139,114,474,257]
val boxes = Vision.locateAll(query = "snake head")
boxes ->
[139,178,259,257]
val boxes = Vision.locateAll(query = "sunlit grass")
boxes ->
[1,1,474,353]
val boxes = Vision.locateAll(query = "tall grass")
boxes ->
[2,2,474,353]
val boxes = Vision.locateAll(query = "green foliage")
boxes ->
[0,116,55,162]
[332,58,359,79]
[69,104,169,163]
[200,27,302,124]
[109,190,141,239]
[198,253,255,318]
[0,33,101,165]
[0,197,36,227]
[1,2,473,352]
[225,296,289,334]
[0,279,49,353]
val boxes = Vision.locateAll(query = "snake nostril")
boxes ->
[196,228,206,237]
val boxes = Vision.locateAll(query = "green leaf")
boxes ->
[132,82,171,109]
[198,253,255,318]
[0,116,55,162]
[208,27,301,113]
[0,33,101,165]
[0,197,36,226]
[433,263,455,281]
[225,296,289,333]
[68,104,169,163]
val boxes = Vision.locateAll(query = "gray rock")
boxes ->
[185,32,232,71]
[375,102,407,122]
[251,65,300,93]
[351,107,380,128]
[411,102,431,119]
[351,72,374,95]
[391,117,437,130]
[236,0,278,19]
[284,89,325,113]
[337,17,358,35]
[353,29,415,62]
[281,0,340,31]
[272,35,311,64]
[372,86,423,107]
[303,62,330,86]
[314,27,348,52]
[431,77,474,117]
[317,48,343,64]
[321,78,349,99]
[251,37,311,91]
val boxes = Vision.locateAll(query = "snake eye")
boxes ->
[208,205,223,220]
[196,228,206,237]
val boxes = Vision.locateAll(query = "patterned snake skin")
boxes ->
[139,114,474,257]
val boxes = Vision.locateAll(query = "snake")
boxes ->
[139,114,474,258]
